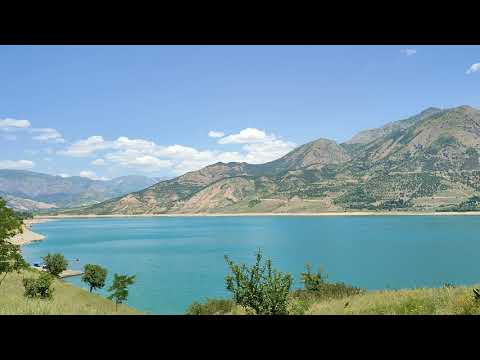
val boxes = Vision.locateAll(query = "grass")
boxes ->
[187,284,480,315]
[306,284,480,315]
[0,269,141,315]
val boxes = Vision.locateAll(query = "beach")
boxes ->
[8,218,50,246]
[36,211,480,219]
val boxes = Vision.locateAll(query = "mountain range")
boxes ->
[50,105,480,215]
[0,170,161,211]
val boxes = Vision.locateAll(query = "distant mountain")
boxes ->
[0,170,158,210]
[57,105,480,214]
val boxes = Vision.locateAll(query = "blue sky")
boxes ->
[1,45,479,179]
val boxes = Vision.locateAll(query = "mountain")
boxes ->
[0,170,158,210]
[61,105,480,215]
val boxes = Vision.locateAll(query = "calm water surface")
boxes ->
[23,216,480,314]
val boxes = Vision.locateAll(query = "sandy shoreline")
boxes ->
[8,218,51,246]
[36,211,480,219]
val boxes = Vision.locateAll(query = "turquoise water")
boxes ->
[23,216,480,314]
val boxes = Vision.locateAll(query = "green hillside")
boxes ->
[0,269,141,315]
[61,105,480,215]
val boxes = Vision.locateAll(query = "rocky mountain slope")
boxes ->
[0,170,159,210]
[63,105,480,214]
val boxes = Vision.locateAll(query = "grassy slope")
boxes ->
[305,285,480,315]
[0,270,141,315]
[216,285,480,315]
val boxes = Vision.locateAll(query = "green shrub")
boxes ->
[186,298,235,315]
[224,249,293,315]
[297,263,362,301]
[23,272,54,299]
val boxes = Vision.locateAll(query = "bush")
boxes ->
[224,249,293,315]
[186,298,235,315]
[42,253,68,277]
[23,272,54,299]
[298,263,362,301]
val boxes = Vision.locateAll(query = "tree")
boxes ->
[0,198,23,242]
[108,273,136,311]
[0,241,28,288]
[81,264,108,293]
[23,272,54,299]
[224,249,293,315]
[0,198,28,289]
[42,253,68,277]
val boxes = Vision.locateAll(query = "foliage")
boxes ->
[0,241,29,288]
[224,249,293,315]
[23,272,54,299]
[186,298,235,315]
[81,264,108,293]
[42,253,68,277]
[300,263,327,291]
[108,273,136,311]
[298,263,362,302]
[248,199,261,208]
[0,197,23,242]
[0,198,28,289]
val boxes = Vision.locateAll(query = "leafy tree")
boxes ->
[0,197,23,242]
[81,264,108,293]
[0,198,28,289]
[42,253,68,277]
[0,241,28,288]
[224,249,293,315]
[23,272,54,299]
[108,273,136,311]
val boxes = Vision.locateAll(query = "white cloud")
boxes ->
[208,130,225,138]
[79,170,110,181]
[401,48,417,56]
[31,128,65,143]
[218,128,269,144]
[92,158,107,166]
[59,136,110,157]
[466,63,480,75]
[0,118,31,129]
[58,173,70,178]
[0,160,35,170]
[218,128,296,164]
[59,128,296,175]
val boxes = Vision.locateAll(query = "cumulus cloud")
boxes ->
[31,128,65,143]
[59,128,296,175]
[59,136,110,157]
[79,170,110,181]
[401,48,417,56]
[0,159,35,170]
[0,118,31,129]
[466,63,480,75]
[218,128,269,144]
[208,130,225,138]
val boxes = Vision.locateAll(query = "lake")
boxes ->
[23,216,480,314]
